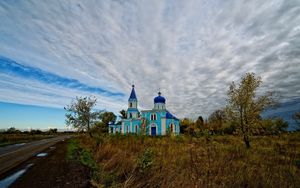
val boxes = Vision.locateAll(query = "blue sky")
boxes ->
[0,0,300,130]
[0,102,65,130]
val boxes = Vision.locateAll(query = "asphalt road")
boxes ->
[0,135,71,175]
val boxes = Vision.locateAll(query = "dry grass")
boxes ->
[79,133,300,188]
[0,134,54,146]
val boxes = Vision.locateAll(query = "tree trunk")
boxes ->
[88,131,93,138]
[243,135,250,149]
[87,122,93,138]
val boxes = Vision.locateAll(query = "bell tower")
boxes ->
[127,85,139,118]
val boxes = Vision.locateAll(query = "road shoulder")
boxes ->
[9,140,91,188]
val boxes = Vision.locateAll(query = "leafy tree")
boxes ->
[180,118,194,135]
[119,109,127,119]
[64,96,100,138]
[208,109,226,133]
[92,122,106,134]
[274,118,288,133]
[261,118,288,135]
[100,112,117,126]
[293,110,300,131]
[195,116,204,130]
[226,72,275,148]
[48,128,58,134]
[98,111,117,133]
[6,127,21,134]
[30,129,42,135]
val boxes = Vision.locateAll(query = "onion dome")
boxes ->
[154,92,166,104]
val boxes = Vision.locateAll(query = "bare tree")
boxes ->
[64,96,100,138]
[226,72,275,148]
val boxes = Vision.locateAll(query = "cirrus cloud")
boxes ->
[0,0,300,119]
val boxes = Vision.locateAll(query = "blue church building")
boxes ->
[109,85,180,135]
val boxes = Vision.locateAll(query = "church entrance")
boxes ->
[151,125,156,136]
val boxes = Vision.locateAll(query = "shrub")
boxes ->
[137,149,154,172]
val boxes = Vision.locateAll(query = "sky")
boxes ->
[0,0,300,130]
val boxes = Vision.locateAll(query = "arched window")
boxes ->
[129,113,132,118]
[135,125,138,133]
[130,102,132,107]
[150,113,157,121]
[170,123,174,133]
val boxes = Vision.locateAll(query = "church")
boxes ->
[109,85,180,135]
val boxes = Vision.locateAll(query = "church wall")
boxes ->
[122,122,124,134]
[128,99,137,108]
[121,119,141,134]
[127,108,139,119]
[141,111,170,135]
[131,119,142,133]
[166,118,180,135]
[161,117,166,135]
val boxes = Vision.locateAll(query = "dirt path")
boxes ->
[8,140,91,188]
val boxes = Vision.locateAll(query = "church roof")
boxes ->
[154,92,166,103]
[166,111,179,120]
[129,85,137,100]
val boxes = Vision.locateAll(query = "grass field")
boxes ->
[76,133,300,188]
[0,134,54,147]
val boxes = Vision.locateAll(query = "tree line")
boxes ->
[65,72,300,149]
[180,72,299,148]
[0,127,59,135]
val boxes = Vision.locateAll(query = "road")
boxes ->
[0,135,71,175]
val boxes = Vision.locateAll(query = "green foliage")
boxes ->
[99,111,116,126]
[208,109,227,134]
[65,96,101,137]
[138,149,154,172]
[260,118,288,135]
[226,72,276,148]
[293,110,300,131]
[5,127,21,134]
[47,128,58,134]
[67,138,79,160]
[67,138,99,179]
[30,129,42,135]
[180,118,195,135]
[119,109,127,119]
[195,116,204,130]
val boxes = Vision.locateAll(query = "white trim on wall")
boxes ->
[161,118,166,135]
[130,121,132,133]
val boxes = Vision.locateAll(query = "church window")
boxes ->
[151,113,157,121]
[130,102,132,107]
[170,123,174,133]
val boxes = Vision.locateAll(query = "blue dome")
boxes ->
[154,92,166,103]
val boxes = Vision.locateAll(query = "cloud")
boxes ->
[0,0,300,118]
[0,56,124,97]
